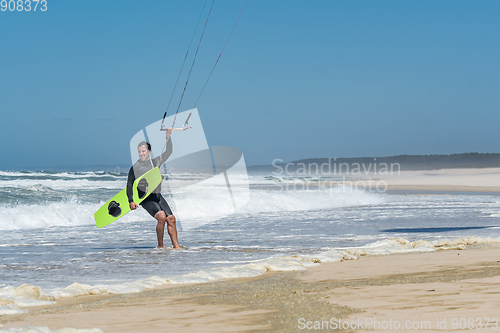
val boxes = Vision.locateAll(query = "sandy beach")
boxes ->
[1,243,499,332]
[2,168,500,332]
[365,167,500,193]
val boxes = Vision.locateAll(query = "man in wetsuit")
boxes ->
[127,128,180,249]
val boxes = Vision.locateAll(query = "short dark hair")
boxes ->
[138,141,151,151]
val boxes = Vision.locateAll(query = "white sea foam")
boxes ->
[174,185,384,229]
[0,305,27,316]
[305,236,500,263]
[0,170,122,179]
[45,275,169,298]
[2,235,496,313]
[0,168,384,231]
[242,185,384,213]
[0,284,55,314]
[0,201,99,230]
[0,179,123,191]
[0,197,161,231]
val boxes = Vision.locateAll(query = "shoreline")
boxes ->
[359,167,500,194]
[384,184,500,193]
[287,167,500,193]
[2,244,500,332]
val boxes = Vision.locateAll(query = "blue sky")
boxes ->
[1,0,499,169]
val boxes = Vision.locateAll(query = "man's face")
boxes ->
[138,145,150,161]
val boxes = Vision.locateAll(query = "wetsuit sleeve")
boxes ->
[126,166,136,203]
[155,138,173,167]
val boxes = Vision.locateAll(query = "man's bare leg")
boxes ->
[154,211,167,248]
[154,211,180,249]
[166,215,180,249]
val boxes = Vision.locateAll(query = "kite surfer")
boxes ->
[127,128,180,249]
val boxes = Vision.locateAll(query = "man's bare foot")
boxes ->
[156,245,182,250]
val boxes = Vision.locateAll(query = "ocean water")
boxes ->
[1,170,500,317]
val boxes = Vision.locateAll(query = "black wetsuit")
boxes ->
[127,139,173,217]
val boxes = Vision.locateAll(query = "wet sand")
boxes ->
[2,244,500,332]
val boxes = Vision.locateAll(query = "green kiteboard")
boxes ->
[94,167,163,228]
